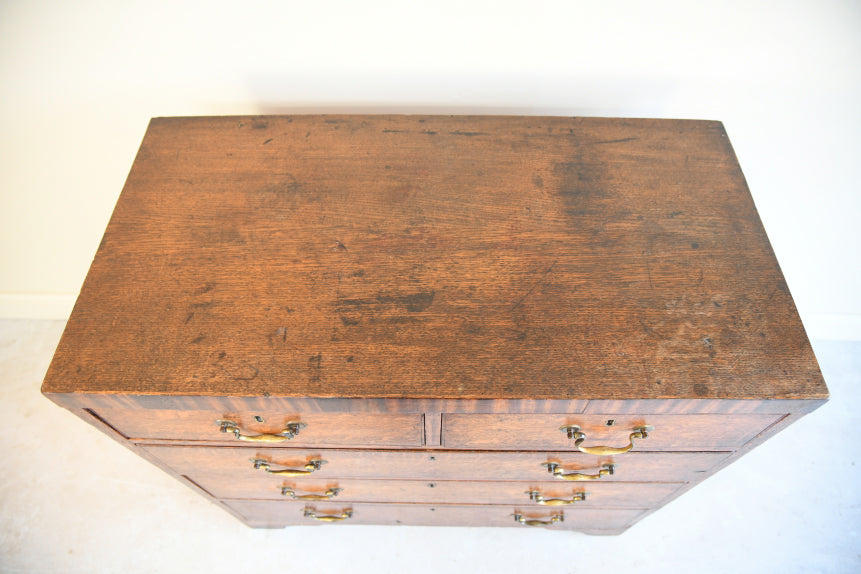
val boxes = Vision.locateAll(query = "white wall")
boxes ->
[1,0,859,338]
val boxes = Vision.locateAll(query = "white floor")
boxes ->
[0,319,858,573]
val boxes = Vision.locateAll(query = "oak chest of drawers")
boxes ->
[42,115,828,534]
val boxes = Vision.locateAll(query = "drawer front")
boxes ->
[143,445,730,483]
[192,475,681,507]
[442,413,780,450]
[224,500,647,531]
[95,409,423,447]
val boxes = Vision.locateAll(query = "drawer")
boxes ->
[442,414,781,451]
[189,474,682,507]
[224,500,647,531]
[143,445,731,483]
[94,409,423,447]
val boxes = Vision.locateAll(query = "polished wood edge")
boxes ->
[43,392,825,415]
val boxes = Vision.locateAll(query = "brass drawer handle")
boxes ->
[542,462,615,481]
[217,419,306,442]
[526,489,586,506]
[251,458,326,476]
[282,486,342,501]
[513,512,563,527]
[559,425,653,455]
[304,508,353,522]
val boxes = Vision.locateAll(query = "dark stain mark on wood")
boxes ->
[449,130,486,137]
[691,242,700,249]
[191,334,206,344]
[335,290,436,325]
[251,120,268,130]
[669,211,684,218]
[693,383,709,396]
[421,130,438,135]
[190,301,215,309]
[400,291,435,312]
[333,240,348,252]
[233,363,259,381]
[308,353,322,383]
[382,129,406,133]
[193,282,215,295]
[350,269,365,278]
[263,138,273,145]
[269,327,288,344]
[532,175,544,189]
[184,312,195,324]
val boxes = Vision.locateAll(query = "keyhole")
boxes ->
[605,419,615,426]
[254,415,265,423]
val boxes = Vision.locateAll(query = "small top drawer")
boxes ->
[442,413,781,451]
[92,408,423,447]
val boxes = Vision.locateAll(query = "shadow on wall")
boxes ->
[246,74,680,119]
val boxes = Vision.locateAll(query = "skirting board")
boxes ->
[0,292,858,341]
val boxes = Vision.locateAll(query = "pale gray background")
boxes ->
[1,1,859,572]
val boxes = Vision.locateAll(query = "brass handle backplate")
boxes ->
[304,508,353,522]
[251,458,326,476]
[513,512,564,527]
[217,419,306,443]
[282,486,342,501]
[542,462,615,481]
[526,489,586,506]
[559,425,653,455]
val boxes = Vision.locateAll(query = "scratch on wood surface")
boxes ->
[644,253,654,289]
[583,137,640,146]
[511,259,558,311]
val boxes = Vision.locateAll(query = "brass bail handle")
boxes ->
[559,424,653,455]
[217,419,306,443]
[282,486,342,501]
[541,461,615,481]
[513,512,564,527]
[303,508,353,522]
[251,458,326,477]
[526,490,586,506]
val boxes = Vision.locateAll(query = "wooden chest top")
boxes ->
[42,115,826,402]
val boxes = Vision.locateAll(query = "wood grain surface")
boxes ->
[141,445,731,482]
[441,413,780,450]
[223,500,646,531]
[176,474,682,507]
[42,115,827,402]
[89,408,422,446]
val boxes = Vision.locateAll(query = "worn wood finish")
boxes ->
[442,413,780,450]
[42,115,828,532]
[48,392,816,415]
[42,115,826,402]
[141,445,731,483]
[89,409,423,446]
[225,500,646,531]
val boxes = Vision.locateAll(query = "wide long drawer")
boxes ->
[93,409,423,447]
[143,445,731,483]
[442,414,780,450]
[188,473,682,507]
[224,500,647,531]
